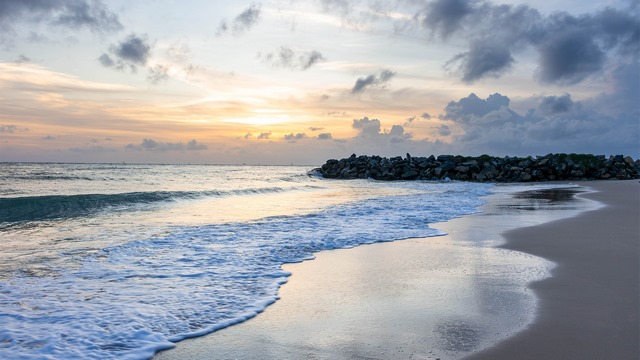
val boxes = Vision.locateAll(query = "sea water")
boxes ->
[0,163,562,359]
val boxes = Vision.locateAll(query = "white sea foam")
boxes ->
[6,164,583,359]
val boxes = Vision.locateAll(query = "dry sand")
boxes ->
[155,180,639,360]
[466,180,639,360]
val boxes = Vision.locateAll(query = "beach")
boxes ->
[468,180,639,359]
[154,180,638,359]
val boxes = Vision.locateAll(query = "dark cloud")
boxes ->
[421,112,432,119]
[535,29,605,85]
[218,3,262,36]
[42,135,56,141]
[351,69,396,93]
[389,124,404,136]
[352,116,381,137]
[284,133,307,141]
[417,0,639,84]
[308,127,324,131]
[100,34,152,73]
[317,133,333,140]
[301,50,326,70]
[126,138,207,152]
[422,0,475,39]
[443,92,513,123]
[352,75,376,93]
[112,34,151,66]
[441,90,639,155]
[261,46,326,70]
[0,0,122,35]
[438,125,451,136]
[535,94,574,116]
[446,41,514,83]
[257,132,271,140]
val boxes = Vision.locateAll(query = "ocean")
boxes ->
[0,163,569,359]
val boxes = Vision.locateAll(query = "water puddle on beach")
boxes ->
[155,183,601,360]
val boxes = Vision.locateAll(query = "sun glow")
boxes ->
[223,116,292,126]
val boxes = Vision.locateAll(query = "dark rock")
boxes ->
[313,153,640,182]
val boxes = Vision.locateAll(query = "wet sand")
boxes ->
[155,181,638,360]
[466,180,639,360]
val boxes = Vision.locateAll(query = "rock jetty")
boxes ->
[314,153,640,182]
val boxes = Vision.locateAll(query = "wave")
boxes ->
[0,187,287,223]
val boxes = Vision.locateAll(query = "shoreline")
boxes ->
[465,180,639,359]
[154,181,625,359]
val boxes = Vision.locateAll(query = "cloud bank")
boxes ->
[0,0,122,35]
[126,138,207,152]
[418,0,639,84]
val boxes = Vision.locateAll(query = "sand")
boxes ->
[155,180,639,360]
[467,180,639,360]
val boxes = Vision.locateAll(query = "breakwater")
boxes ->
[314,153,640,182]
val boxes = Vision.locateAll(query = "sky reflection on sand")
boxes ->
[155,184,600,360]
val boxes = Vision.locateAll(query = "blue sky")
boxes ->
[0,0,638,164]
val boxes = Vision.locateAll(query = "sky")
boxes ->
[0,0,638,164]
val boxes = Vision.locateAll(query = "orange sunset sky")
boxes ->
[0,0,638,164]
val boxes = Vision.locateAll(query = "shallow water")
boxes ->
[155,184,598,360]
[0,163,590,359]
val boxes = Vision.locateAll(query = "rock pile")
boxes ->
[314,153,640,182]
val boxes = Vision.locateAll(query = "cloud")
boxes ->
[98,53,115,67]
[147,64,170,84]
[422,0,475,39]
[441,88,639,155]
[317,133,333,140]
[0,125,28,133]
[70,145,116,153]
[443,92,513,123]
[257,131,271,140]
[535,29,605,85]
[14,55,31,63]
[284,133,307,141]
[0,0,122,35]
[535,94,574,116]
[218,3,262,35]
[125,138,208,152]
[42,135,56,141]
[438,125,451,136]
[100,34,152,72]
[0,125,17,133]
[186,139,207,150]
[261,46,326,70]
[421,112,432,119]
[308,127,324,132]
[351,69,396,93]
[446,41,515,83]
[351,116,412,143]
[352,116,381,137]
[417,0,639,84]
